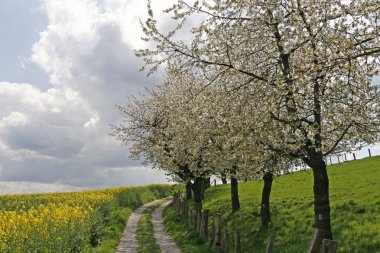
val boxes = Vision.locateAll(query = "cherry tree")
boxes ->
[110,88,194,190]
[165,71,294,214]
[137,0,380,239]
[112,70,217,203]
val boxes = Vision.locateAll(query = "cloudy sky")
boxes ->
[0,0,183,194]
[0,0,379,194]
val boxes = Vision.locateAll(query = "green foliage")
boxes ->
[116,189,143,209]
[163,206,218,253]
[115,184,171,210]
[168,157,380,253]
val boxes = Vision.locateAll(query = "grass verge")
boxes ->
[163,205,218,253]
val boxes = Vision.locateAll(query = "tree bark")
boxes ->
[200,179,205,201]
[192,177,203,204]
[198,177,210,200]
[221,173,227,184]
[230,176,240,212]
[260,172,273,227]
[308,157,333,240]
[204,177,211,189]
[185,182,192,200]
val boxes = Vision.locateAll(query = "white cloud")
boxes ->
[0,181,86,195]
[0,0,170,194]
[83,114,100,128]
[2,112,27,126]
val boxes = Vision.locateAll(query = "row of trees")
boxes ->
[113,0,380,240]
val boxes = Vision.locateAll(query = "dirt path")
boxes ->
[116,199,162,253]
[152,200,182,253]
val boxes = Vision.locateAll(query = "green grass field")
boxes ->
[165,156,380,253]
[163,207,218,253]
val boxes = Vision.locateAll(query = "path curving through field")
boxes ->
[152,200,182,253]
[116,198,181,253]
[116,199,162,253]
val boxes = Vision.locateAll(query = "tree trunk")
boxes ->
[260,172,273,227]
[230,176,240,212]
[199,177,210,200]
[200,178,205,200]
[204,177,211,189]
[221,173,227,184]
[185,182,192,200]
[308,157,333,240]
[192,177,203,204]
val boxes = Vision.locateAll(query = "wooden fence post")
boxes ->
[174,192,181,215]
[179,199,182,216]
[173,193,178,213]
[194,203,202,232]
[234,230,241,253]
[201,209,209,241]
[176,197,181,215]
[184,202,188,219]
[197,210,202,233]
[321,239,338,253]
[212,214,222,249]
[192,203,201,230]
[368,149,371,157]
[221,221,228,253]
[209,216,215,246]
[192,205,197,229]
[307,229,324,253]
[188,209,193,223]
[181,200,186,217]
[353,153,356,160]
[265,236,275,253]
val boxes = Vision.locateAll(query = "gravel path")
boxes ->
[152,200,182,253]
[116,199,162,253]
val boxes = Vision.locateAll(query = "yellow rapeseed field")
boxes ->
[0,186,170,252]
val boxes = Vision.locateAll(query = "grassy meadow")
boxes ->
[163,206,218,253]
[164,156,380,253]
[0,184,172,253]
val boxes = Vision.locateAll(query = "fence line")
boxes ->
[172,193,338,253]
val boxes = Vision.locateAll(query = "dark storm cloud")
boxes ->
[2,120,84,158]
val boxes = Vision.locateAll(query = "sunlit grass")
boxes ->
[163,207,218,253]
[167,156,380,253]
